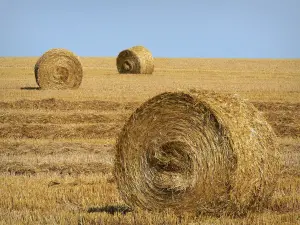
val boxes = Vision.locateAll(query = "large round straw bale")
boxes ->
[116,46,154,74]
[114,91,279,216]
[34,48,83,89]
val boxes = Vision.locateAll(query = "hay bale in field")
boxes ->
[114,91,279,216]
[34,48,83,89]
[116,46,154,74]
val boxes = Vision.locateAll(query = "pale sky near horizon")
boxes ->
[1,0,299,58]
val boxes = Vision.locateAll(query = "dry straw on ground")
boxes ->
[116,46,154,74]
[34,48,83,89]
[114,91,280,216]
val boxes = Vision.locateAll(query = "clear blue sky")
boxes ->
[1,0,299,58]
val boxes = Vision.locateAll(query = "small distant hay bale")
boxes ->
[116,46,154,74]
[34,48,83,89]
[114,91,279,216]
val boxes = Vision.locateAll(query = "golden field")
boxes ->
[0,57,299,224]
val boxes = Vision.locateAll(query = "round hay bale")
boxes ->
[34,48,83,89]
[116,46,154,74]
[114,91,279,216]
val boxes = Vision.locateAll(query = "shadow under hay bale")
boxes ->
[87,205,132,215]
[34,48,83,89]
[114,91,280,216]
[116,46,154,74]
[20,87,40,90]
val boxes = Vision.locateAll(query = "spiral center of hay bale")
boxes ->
[147,141,194,192]
[153,141,191,173]
[122,61,133,72]
[55,66,69,82]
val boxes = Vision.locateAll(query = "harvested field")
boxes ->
[0,57,299,224]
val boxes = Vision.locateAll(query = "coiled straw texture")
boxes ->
[35,48,83,89]
[116,46,154,74]
[114,91,279,216]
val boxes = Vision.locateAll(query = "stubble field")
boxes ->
[0,57,299,224]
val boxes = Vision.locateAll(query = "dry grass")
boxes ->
[0,57,299,224]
